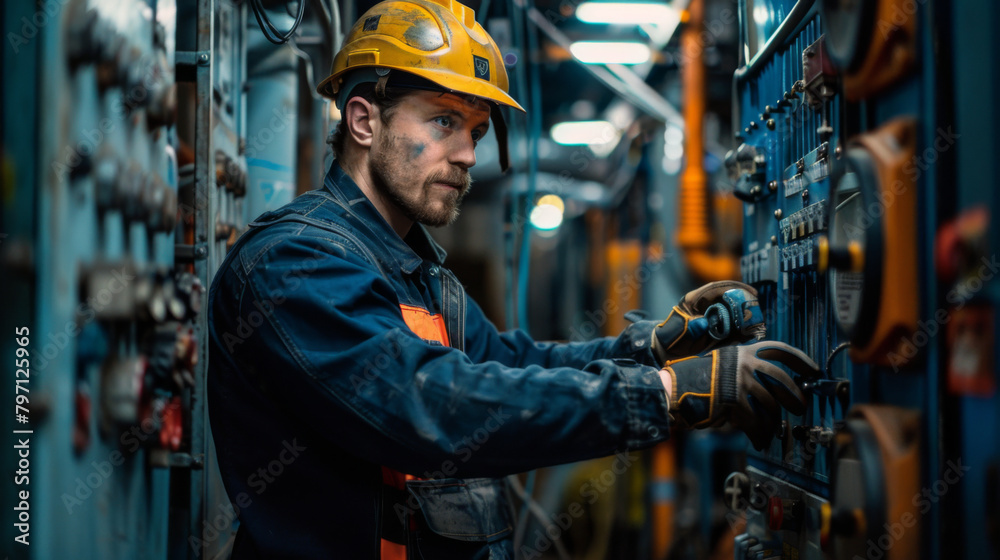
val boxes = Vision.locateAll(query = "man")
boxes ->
[207,0,819,557]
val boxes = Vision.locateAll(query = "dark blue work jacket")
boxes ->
[207,162,672,559]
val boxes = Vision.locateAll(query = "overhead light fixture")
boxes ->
[530,195,566,232]
[550,120,620,146]
[576,2,680,26]
[569,41,651,65]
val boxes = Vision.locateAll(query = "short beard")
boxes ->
[369,132,472,228]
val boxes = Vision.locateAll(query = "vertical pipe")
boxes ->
[677,0,740,281]
[651,441,676,559]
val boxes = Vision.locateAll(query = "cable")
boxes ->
[515,0,542,336]
[512,470,535,553]
[507,475,571,560]
[250,0,306,45]
[825,342,851,377]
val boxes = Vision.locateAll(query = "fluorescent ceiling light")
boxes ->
[569,41,651,64]
[530,203,564,231]
[576,2,679,26]
[550,120,620,146]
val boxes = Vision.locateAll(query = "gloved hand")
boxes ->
[650,281,765,362]
[663,341,820,450]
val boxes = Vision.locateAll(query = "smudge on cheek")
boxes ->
[399,135,427,161]
[410,142,425,160]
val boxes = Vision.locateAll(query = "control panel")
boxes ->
[721,0,942,557]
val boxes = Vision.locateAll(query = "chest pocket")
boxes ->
[399,304,451,347]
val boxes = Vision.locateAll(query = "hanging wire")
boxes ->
[508,1,553,557]
[504,0,530,331]
[250,0,306,44]
[507,474,572,560]
[515,0,542,335]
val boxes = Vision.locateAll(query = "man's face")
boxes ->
[368,90,491,228]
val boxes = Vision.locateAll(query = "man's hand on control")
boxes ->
[650,281,765,362]
[662,341,820,450]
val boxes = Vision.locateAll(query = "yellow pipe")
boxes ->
[676,0,740,281]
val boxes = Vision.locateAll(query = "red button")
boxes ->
[768,496,784,530]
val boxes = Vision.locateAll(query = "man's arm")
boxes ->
[211,233,670,479]
[462,298,662,370]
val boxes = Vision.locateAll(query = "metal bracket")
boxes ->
[175,50,211,82]
[175,243,209,262]
[169,453,205,469]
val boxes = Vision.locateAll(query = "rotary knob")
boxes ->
[724,472,751,511]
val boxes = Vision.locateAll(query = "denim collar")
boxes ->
[322,161,447,274]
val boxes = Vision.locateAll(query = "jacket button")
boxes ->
[429,266,439,277]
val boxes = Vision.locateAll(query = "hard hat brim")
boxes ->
[317,64,525,113]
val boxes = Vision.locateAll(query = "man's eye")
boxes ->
[471,130,483,142]
[433,116,453,128]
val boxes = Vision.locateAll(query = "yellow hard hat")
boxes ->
[316,0,525,170]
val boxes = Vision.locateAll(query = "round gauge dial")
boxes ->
[829,147,882,343]
[830,172,864,335]
[821,0,878,72]
[828,418,885,557]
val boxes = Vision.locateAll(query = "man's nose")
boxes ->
[448,133,478,169]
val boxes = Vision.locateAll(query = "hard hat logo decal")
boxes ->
[363,15,381,31]
[473,55,490,80]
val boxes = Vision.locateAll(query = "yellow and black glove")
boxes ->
[651,281,765,362]
[664,341,820,450]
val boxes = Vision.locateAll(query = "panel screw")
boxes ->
[774,209,783,220]
[197,53,209,65]
[768,180,778,192]
[767,119,776,130]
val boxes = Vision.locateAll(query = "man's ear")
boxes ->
[344,97,377,148]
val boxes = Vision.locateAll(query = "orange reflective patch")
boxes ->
[380,539,407,560]
[399,304,450,346]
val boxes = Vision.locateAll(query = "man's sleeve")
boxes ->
[221,234,671,479]
[463,296,663,370]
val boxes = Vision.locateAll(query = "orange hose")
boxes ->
[651,441,676,559]
[676,0,740,281]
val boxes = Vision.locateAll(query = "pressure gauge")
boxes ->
[820,0,877,72]
[824,405,921,559]
[818,118,918,366]
[828,148,881,343]
[821,0,917,100]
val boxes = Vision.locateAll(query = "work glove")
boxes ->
[663,341,820,450]
[651,281,766,362]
